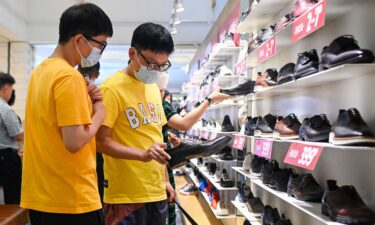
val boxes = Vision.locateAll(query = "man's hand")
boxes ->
[168,132,181,147]
[208,88,231,104]
[166,182,176,203]
[141,143,170,164]
[88,85,103,103]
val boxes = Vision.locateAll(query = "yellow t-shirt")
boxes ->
[21,58,101,214]
[100,71,167,204]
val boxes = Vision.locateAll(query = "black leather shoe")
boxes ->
[220,79,256,96]
[219,147,234,160]
[208,163,217,176]
[299,114,331,142]
[254,114,277,137]
[237,182,253,203]
[277,63,295,84]
[287,173,323,202]
[330,108,375,145]
[294,49,319,79]
[221,115,235,132]
[245,116,262,136]
[245,196,264,214]
[167,136,232,168]
[322,180,375,224]
[261,160,280,185]
[321,35,374,70]
[220,169,234,187]
[274,215,293,225]
[269,168,294,192]
[251,155,267,176]
[262,205,281,225]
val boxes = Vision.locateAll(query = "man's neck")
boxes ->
[124,62,137,80]
[50,43,78,67]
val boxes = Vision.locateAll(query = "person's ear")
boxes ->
[73,34,85,48]
[128,47,136,61]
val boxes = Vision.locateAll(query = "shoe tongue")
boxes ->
[300,174,316,188]
[310,115,325,128]
[329,35,360,54]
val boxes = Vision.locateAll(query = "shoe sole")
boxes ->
[320,52,374,70]
[287,189,323,202]
[273,131,299,140]
[254,130,273,137]
[277,75,295,85]
[322,203,375,224]
[294,66,319,79]
[329,132,375,145]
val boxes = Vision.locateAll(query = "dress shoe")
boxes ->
[299,114,331,142]
[269,168,294,192]
[287,173,323,202]
[208,163,217,176]
[237,182,252,203]
[277,63,295,84]
[220,79,256,96]
[294,49,319,79]
[274,215,293,225]
[251,155,267,176]
[254,113,277,137]
[264,68,278,86]
[245,116,262,136]
[245,196,264,215]
[292,0,319,19]
[322,180,375,224]
[262,205,281,225]
[167,136,232,168]
[261,160,280,185]
[321,35,374,70]
[220,169,234,187]
[274,114,301,140]
[329,108,375,146]
[221,115,235,132]
[219,148,234,161]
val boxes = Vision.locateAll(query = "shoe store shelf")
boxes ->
[207,102,239,111]
[250,64,375,101]
[244,0,366,67]
[186,169,237,219]
[210,46,243,59]
[231,200,262,225]
[190,159,238,191]
[211,155,238,163]
[236,0,291,34]
[232,167,344,225]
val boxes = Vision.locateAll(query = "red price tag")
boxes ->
[292,0,326,43]
[284,143,324,170]
[235,58,247,75]
[232,135,246,150]
[254,139,273,159]
[258,35,277,64]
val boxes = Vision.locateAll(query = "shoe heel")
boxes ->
[321,204,329,216]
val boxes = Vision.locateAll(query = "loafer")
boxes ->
[299,114,332,142]
[220,79,256,96]
[167,136,232,168]
[273,113,301,140]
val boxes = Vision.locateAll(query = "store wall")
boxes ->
[0,43,8,72]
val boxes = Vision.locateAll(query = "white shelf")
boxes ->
[232,167,258,179]
[200,167,237,191]
[237,0,291,34]
[211,155,237,163]
[231,201,262,224]
[187,167,200,188]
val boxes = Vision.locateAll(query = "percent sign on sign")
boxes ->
[292,0,326,42]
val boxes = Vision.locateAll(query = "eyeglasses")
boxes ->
[85,36,107,54]
[135,48,172,72]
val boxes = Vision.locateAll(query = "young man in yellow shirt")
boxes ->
[96,22,175,225]
[21,3,111,225]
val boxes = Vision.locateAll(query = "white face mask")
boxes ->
[132,52,163,84]
[76,38,102,68]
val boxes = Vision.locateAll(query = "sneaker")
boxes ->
[242,152,252,171]
[262,205,281,225]
[294,49,319,79]
[287,173,323,202]
[216,201,230,216]
[329,108,375,145]
[220,169,234,187]
[260,160,280,185]
[221,115,235,132]
[320,35,374,70]
[254,113,277,137]
[269,168,295,192]
[245,116,262,136]
[322,180,375,224]
[277,63,295,85]
[273,114,302,140]
[211,191,220,209]
[199,177,208,192]
[251,155,267,176]
[220,79,256,96]
[299,114,332,142]
[179,184,198,195]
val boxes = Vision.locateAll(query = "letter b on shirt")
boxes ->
[125,108,140,129]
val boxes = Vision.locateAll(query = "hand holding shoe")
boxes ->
[208,88,231,104]
[142,143,170,164]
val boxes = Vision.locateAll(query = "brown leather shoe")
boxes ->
[273,114,301,140]
[322,180,375,224]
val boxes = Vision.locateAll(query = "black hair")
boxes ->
[131,22,174,55]
[0,72,15,90]
[7,90,15,106]
[58,3,113,44]
[77,62,100,78]
[163,90,173,102]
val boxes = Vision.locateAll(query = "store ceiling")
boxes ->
[0,0,227,93]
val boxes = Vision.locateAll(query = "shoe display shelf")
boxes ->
[232,167,343,225]
[231,200,262,225]
[243,0,366,67]
[211,155,238,163]
[186,161,237,220]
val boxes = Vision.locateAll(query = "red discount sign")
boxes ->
[292,0,326,43]
[235,58,247,76]
[258,35,277,64]
[254,139,273,159]
[232,135,246,150]
[284,143,324,170]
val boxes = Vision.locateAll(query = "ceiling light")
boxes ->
[175,0,184,13]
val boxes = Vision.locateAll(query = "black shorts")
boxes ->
[29,209,104,225]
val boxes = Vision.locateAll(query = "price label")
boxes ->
[254,139,273,159]
[235,58,247,76]
[258,35,277,64]
[232,135,246,150]
[284,143,324,170]
[292,0,326,43]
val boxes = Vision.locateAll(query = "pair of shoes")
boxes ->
[269,168,295,192]
[254,114,277,137]
[251,155,267,176]
[167,135,232,168]
[287,173,323,202]
[179,183,198,195]
[273,113,302,140]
